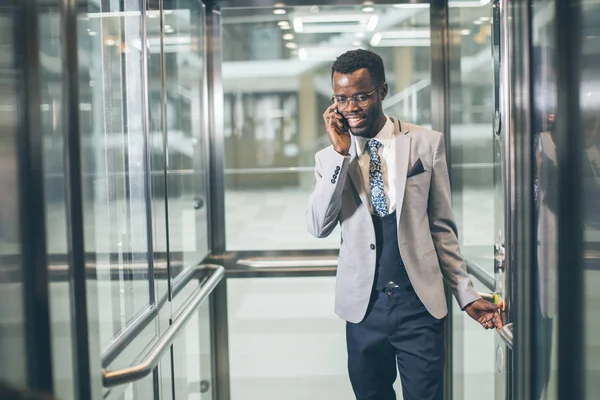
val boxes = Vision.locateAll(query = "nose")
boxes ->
[346,98,361,113]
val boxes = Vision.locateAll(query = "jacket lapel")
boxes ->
[347,138,370,207]
[391,118,410,225]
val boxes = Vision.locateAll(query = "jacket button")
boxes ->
[335,166,340,171]
[331,179,336,184]
[370,244,375,250]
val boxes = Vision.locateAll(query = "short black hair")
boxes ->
[331,49,386,86]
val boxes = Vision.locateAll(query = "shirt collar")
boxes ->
[355,116,394,156]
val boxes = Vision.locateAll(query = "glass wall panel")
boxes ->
[531,1,558,398]
[579,0,600,395]
[75,5,154,350]
[161,0,209,280]
[221,5,431,251]
[0,5,27,390]
[172,297,213,400]
[38,5,78,398]
[448,2,496,399]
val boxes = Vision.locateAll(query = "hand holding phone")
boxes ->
[323,104,351,156]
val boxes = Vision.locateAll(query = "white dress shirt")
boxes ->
[354,116,396,214]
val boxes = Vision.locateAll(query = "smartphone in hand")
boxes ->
[336,108,350,136]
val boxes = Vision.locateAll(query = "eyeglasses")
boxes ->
[331,86,380,109]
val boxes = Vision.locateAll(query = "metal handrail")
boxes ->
[101,264,199,368]
[102,265,224,387]
[498,322,514,350]
[465,260,495,292]
[237,257,337,268]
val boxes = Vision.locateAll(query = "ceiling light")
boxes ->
[280,25,291,30]
[310,5,319,13]
[473,20,482,25]
[479,16,490,21]
[274,9,286,15]
[352,40,362,46]
[371,33,382,46]
[448,0,490,6]
[296,46,356,61]
[362,6,375,12]
[460,29,471,35]
[283,33,294,40]
[278,21,290,27]
[285,42,298,49]
[392,3,428,8]
[292,14,378,34]
[274,2,285,6]
[356,32,365,38]
[370,30,431,47]
[363,0,374,4]
[298,48,308,60]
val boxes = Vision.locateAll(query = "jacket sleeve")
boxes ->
[306,147,351,238]
[428,132,481,309]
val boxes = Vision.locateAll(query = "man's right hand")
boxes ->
[323,104,351,156]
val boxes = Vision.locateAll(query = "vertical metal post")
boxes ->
[430,0,453,398]
[206,2,226,254]
[555,0,584,396]
[506,0,537,397]
[61,0,93,397]
[210,280,230,400]
[14,0,54,393]
[140,0,156,305]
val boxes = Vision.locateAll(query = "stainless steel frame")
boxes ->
[555,0,584,397]
[508,0,535,397]
[429,0,454,397]
[207,3,227,255]
[14,0,54,392]
[60,0,95,397]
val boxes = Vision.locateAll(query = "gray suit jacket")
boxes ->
[306,117,480,323]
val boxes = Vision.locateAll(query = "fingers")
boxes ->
[323,106,347,139]
[479,310,505,330]
[492,312,504,330]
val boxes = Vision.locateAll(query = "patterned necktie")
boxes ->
[367,139,388,217]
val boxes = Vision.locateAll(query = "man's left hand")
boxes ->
[464,299,503,331]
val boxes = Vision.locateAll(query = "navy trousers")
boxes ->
[346,287,445,400]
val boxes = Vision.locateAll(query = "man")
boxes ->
[306,49,502,400]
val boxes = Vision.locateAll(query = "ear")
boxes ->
[379,82,388,101]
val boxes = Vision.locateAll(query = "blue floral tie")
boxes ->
[368,139,388,217]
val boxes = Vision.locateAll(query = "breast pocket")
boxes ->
[405,171,431,210]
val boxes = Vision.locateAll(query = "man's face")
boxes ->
[332,68,387,138]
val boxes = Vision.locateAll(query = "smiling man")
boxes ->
[306,49,502,400]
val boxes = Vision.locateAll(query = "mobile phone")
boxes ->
[336,108,350,134]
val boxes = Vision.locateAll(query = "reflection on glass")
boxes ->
[37,6,78,398]
[581,0,600,395]
[0,8,27,389]
[75,8,152,350]
[448,3,495,400]
[172,298,213,400]
[162,0,209,280]
[532,3,558,398]
[222,5,431,250]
